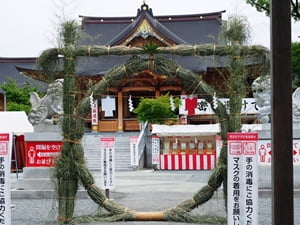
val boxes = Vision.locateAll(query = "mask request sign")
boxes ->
[227,132,258,225]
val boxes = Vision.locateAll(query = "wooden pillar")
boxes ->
[117,91,123,131]
[271,1,294,224]
[155,90,160,98]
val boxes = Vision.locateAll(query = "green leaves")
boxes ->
[133,94,180,124]
[0,78,40,113]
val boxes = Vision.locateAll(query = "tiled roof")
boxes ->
[0,57,47,93]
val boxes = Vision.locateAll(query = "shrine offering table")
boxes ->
[160,153,216,170]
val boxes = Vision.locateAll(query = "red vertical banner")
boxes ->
[227,132,258,225]
[0,133,12,225]
[100,137,115,189]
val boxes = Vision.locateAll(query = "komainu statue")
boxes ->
[252,75,300,124]
[28,79,63,125]
[292,87,300,124]
[252,75,271,123]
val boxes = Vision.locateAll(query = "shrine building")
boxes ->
[0,3,262,132]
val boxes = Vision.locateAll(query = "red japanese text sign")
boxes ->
[26,141,62,167]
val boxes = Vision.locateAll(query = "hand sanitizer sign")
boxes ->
[0,133,12,225]
[227,132,258,225]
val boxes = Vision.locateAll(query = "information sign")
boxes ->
[100,137,115,189]
[130,136,138,166]
[258,139,300,165]
[151,135,160,165]
[227,132,258,225]
[0,133,12,225]
[25,141,62,167]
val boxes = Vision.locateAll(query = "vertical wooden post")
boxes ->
[271,1,294,224]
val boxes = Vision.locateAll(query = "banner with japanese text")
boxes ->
[130,136,138,166]
[0,133,12,225]
[100,137,115,189]
[179,96,258,115]
[151,135,160,165]
[91,99,98,125]
[228,132,258,225]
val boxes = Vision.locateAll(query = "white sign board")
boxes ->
[130,136,138,166]
[0,133,12,225]
[258,139,300,165]
[151,136,160,165]
[100,137,115,189]
[179,96,258,115]
[228,132,258,225]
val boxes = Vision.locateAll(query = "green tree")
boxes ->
[133,94,180,124]
[246,0,300,21]
[0,78,41,113]
[292,42,300,86]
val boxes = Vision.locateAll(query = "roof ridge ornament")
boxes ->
[137,1,153,17]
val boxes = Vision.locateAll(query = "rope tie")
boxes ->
[191,80,203,95]
[191,198,197,205]
[88,46,91,56]
[58,196,76,200]
[101,198,109,207]
[63,139,81,144]
[207,183,217,192]
[107,46,110,55]
[58,216,73,221]
[85,183,96,190]
[175,67,180,77]
[123,65,128,76]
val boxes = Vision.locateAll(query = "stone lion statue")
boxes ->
[292,87,300,124]
[252,75,271,123]
[28,79,63,125]
[252,75,300,124]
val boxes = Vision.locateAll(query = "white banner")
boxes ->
[130,136,138,166]
[100,137,115,189]
[258,139,300,165]
[228,132,258,225]
[151,136,160,165]
[179,96,258,115]
[0,133,12,225]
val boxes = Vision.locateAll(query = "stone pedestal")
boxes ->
[17,167,55,190]
[17,132,63,190]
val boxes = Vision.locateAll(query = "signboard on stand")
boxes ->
[130,136,138,166]
[25,141,62,167]
[151,135,160,166]
[227,132,258,225]
[0,133,12,225]
[100,137,115,189]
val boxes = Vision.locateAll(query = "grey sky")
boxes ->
[1,0,299,57]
